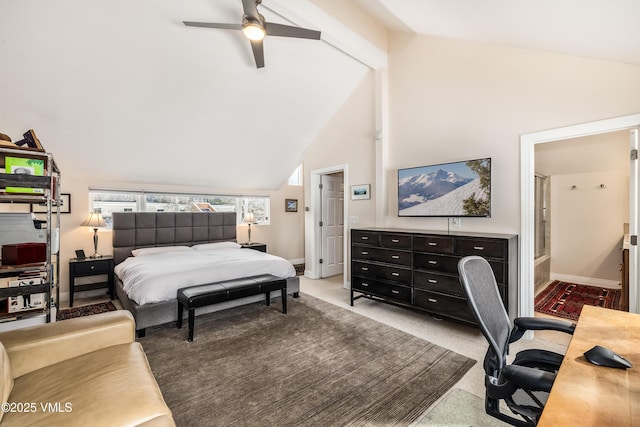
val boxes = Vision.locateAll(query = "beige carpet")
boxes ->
[139,294,476,426]
[415,388,508,426]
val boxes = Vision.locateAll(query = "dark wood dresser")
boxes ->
[350,228,518,325]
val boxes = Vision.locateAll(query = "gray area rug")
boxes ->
[139,294,476,427]
[415,388,508,426]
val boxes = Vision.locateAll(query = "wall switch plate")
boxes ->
[451,218,461,229]
[350,216,359,224]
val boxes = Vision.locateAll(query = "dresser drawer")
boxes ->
[352,261,412,285]
[352,230,380,246]
[455,238,506,259]
[413,290,476,324]
[414,235,454,254]
[352,277,411,304]
[413,271,464,297]
[413,253,459,274]
[380,233,412,250]
[352,246,412,266]
[72,259,112,275]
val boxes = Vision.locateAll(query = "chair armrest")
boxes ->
[0,310,135,379]
[502,364,556,392]
[510,317,576,343]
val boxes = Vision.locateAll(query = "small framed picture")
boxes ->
[285,199,298,212]
[351,184,371,200]
[75,249,86,259]
[31,193,71,214]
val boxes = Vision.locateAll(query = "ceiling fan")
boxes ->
[183,0,321,68]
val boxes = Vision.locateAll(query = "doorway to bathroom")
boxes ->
[521,113,640,320]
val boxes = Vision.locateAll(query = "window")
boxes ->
[288,164,303,186]
[89,189,269,227]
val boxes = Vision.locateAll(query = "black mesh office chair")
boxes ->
[458,256,576,426]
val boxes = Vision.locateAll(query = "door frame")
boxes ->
[307,164,348,284]
[520,113,640,318]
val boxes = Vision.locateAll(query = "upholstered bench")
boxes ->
[177,274,287,341]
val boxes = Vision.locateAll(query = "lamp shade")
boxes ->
[81,211,106,228]
[81,211,106,258]
[243,212,256,224]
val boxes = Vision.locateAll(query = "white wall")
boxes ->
[300,32,640,282]
[303,70,377,272]
[384,33,640,234]
[550,171,628,283]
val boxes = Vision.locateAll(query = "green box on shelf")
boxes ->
[5,157,45,193]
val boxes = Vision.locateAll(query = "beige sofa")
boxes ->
[0,310,174,426]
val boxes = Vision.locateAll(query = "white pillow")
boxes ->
[192,242,241,251]
[131,246,193,257]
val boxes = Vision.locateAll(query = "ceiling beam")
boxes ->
[264,0,388,69]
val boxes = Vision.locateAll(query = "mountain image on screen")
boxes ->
[398,169,472,210]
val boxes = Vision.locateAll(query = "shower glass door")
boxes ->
[534,175,547,259]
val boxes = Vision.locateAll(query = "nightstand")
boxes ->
[69,256,115,307]
[240,242,267,253]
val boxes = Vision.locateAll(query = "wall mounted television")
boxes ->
[398,158,491,217]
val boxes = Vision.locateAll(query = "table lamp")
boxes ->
[243,212,256,244]
[81,211,106,257]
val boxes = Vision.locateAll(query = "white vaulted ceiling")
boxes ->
[0,0,372,190]
[357,0,640,65]
[1,0,638,192]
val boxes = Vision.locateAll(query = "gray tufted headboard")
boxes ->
[111,212,237,265]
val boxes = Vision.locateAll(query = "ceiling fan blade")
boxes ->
[250,39,265,68]
[242,0,261,21]
[183,21,242,30]
[265,23,321,40]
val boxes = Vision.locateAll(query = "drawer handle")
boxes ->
[391,255,400,259]
[474,246,484,251]
[391,239,400,243]
[428,242,438,246]
[90,266,95,270]
[361,267,369,271]
[361,236,369,240]
[361,283,369,287]
[428,279,437,283]
[391,290,400,294]
[391,272,400,277]
[428,298,438,303]
[428,260,438,265]
[361,251,369,255]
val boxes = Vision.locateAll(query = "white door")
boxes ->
[321,174,344,277]
[630,128,639,313]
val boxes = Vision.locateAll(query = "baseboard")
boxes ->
[288,258,305,265]
[534,279,554,296]
[550,273,620,289]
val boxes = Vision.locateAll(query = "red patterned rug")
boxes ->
[534,281,621,321]
[56,301,117,321]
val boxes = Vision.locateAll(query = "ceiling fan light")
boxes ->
[242,21,265,41]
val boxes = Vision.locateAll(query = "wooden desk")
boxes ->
[538,305,640,426]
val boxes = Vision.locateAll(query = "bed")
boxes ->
[111,212,299,336]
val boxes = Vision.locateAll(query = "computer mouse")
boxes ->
[584,345,632,369]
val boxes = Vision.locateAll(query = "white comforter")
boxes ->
[114,247,296,305]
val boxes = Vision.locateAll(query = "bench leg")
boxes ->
[265,292,271,306]
[177,302,183,329]
[188,309,195,342]
[281,287,287,314]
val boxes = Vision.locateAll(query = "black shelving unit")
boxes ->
[0,145,61,327]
